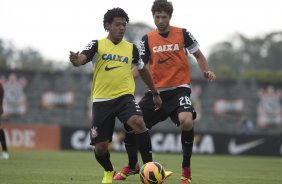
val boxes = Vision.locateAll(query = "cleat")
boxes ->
[180,177,192,184]
[102,170,116,183]
[164,171,173,179]
[113,164,140,180]
[0,151,9,160]
[180,167,192,184]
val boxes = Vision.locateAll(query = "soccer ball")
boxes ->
[140,161,165,184]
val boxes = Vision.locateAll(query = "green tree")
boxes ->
[0,38,55,71]
[0,39,14,68]
[13,47,53,70]
[125,22,153,46]
[208,32,282,82]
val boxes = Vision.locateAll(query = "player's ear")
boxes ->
[105,22,110,31]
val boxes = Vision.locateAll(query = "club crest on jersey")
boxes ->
[102,54,128,63]
[153,43,180,53]
[91,127,98,139]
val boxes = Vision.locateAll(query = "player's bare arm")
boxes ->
[69,51,87,67]
[138,67,162,109]
[131,66,140,79]
[193,49,216,82]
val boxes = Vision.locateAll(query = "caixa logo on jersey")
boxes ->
[101,54,129,63]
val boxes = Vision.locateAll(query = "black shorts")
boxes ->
[139,87,196,128]
[90,94,142,145]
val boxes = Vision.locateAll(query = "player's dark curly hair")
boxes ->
[103,7,129,31]
[151,0,173,17]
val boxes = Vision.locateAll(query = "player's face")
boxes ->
[107,17,127,43]
[153,11,171,33]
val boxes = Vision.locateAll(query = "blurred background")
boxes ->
[0,0,281,156]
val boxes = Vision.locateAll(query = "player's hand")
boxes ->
[153,95,162,111]
[69,51,79,65]
[204,71,216,82]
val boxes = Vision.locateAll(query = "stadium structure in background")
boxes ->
[0,69,281,135]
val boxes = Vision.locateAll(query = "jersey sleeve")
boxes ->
[81,40,98,63]
[182,29,200,54]
[139,35,150,64]
[132,44,144,70]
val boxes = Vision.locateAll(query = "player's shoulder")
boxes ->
[171,26,185,32]
[84,39,98,50]
[97,38,108,44]
[132,43,138,50]
[88,39,98,43]
[120,40,135,50]
[147,28,158,36]
[121,39,133,45]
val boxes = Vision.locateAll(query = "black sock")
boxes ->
[136,130,152,164]
[181,128,194,168]
[124,132,138,169]
[94,150,113,171]
[0,129,8,152]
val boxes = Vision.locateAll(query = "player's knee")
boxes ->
[179,112,193,130]
[180,116,193,131]
[181,122,193,131]
[133,118,146,133]
[127,115,146,133]
[94,142,108,156]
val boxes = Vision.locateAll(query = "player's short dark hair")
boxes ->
[103,7,129,31]
[151,0,173,17]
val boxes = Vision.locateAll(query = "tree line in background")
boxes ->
[208,31,282,82]
[0,40,55,71]
[1,23,282,82]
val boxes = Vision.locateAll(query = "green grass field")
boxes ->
[0,150,281,184]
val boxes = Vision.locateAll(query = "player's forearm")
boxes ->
[194,50,216,81]
[194,50,209,73]
[197,57,209,73]
[138,67,158,94]
[131,67,140,79]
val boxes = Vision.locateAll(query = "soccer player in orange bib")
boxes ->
[114,1,216,183]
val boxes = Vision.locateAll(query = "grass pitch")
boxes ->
[0,150,281,184]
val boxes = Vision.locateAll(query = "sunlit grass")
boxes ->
[0,150,281,184]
